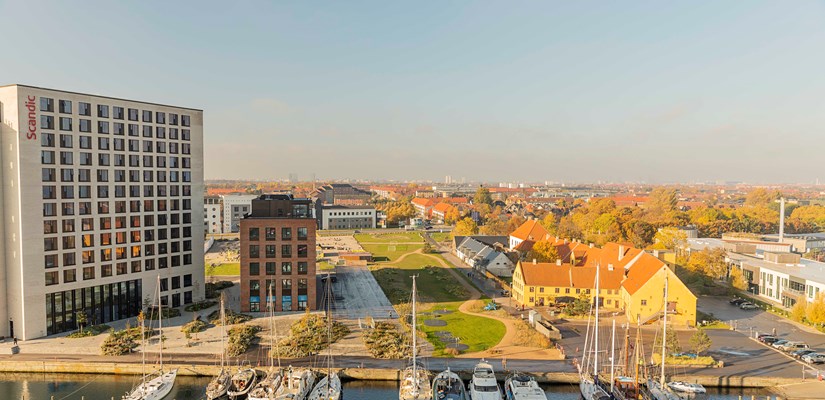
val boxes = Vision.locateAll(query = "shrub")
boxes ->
[273,313,350,358]
[67,324,111,339]
[363,321,409,359]
[206,281,234,299]
[144,307,181,320]
[100,326,157,356]
[181,317,207,335]
[185,300,218,312]
[226,324,261,357]
[208,309,252,325]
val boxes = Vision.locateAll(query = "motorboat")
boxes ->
[432,368,467,400]
[228,367,258,398]
[503,373,545,400]
[274,366,315,400]
[667,381,707,394]
[468,360,502,400]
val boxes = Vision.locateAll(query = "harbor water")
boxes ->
[0,373,773,399]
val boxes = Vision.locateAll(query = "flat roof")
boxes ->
[0,84,202,112]
[322,205,375,210]
[689,238,825,284]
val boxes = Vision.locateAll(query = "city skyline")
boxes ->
[3,1,825,183]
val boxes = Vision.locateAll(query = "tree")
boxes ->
[806,293,825,326]
[791,300,807,322]
[649,187,678,216]
[506,215,526,234]
[479,218,508,236]
[627,220,656,248]
[689,329,712,356]
[745,188,781,207]
[539,213,557,234]
[527,240,560,263]
[653,328,682,356]
[728,267,748,291]
[444,206,461,225]
[454,217,479,236]
[685,248,727,279]
[76,309,88,335]
[422,242,435,254]
[651,227,687,251]
[473,187,493,206]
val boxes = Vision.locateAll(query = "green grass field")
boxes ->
[354,232,423,243]
[371,256,468,304]
[360,243,424,262]
[318,261,336,271]
[205,262,240,276]
[429,232,452,242]
[419,302,506,357]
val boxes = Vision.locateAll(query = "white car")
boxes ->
[802,353,825,364]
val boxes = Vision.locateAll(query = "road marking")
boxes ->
[717,349,750,356]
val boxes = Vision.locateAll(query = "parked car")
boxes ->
[778,341,809,352]
[758,335,779,344]
[802,353,825,364]
[791,349,817,359]
[730,298,747,306]
[771,340,790,349]
[740,302,759,310]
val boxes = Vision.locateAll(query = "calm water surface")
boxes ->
[0,373,772,400]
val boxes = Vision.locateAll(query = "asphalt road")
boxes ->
[330,265,396,320]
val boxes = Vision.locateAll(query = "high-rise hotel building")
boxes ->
[0,85,204,339]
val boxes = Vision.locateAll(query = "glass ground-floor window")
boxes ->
[297,295,308,311]
[282,295,292,311]
[45,279,142,336]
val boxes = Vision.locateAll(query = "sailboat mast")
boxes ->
[412,275,417,384]
[158,275,163,373]
[610,318,616,393]
[327,273,333,380]
[220,292,226,368]
[660,270,669,386]
[593,265,600,377]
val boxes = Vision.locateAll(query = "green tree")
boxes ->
[689,329,712,356]
[479,218,508,236]
[627,220,656,248]
[76,309,88,335]
[473,187,493,206]
[653,328,682,356]
[527,240,560,263]
[454,217,479,236]
[806,293,825,326]
[649,187,678,216]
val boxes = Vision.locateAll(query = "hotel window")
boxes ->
[249,227,260,241]
[100,232,111,245]
[142,110,152,123]
[128,108,139,121]
[265,245,276,258]
[280,245,291,258]
[79,153,92,166]
[43,186,56,199]
[79,119,92,132]
[113,106,124,120]
[44,237,58,251]
[117,263,128,275]
[42,115,54,129]
[128,124,138,136]
[60,151,73,165]
[42,132,55,147]
[265,228,276,240]
[59,134,73,148]
[298,262,308,275]
[62,219,75,232]
[249,245,260,258]
[181,115,191,127]
[59,117,72,131]
[114,122,124,135]
[41,97,54,112]
[249,262,260,276]
[44,220,58,234]
[59,100,72,114]
[143,126,153,138]
[297,244,308,258]
[282,227,292,240]
[98,121,110,134]
[78,102,91,116]
[182,129,190,141]
[265,262,276,275]
[45,254,58,268]
[281,262,292,275]
[169,113,178,125]
[82,250,94,264]
[97,104,109,118]
[45,272,59,286]
[83,266,95,280]
[63,252,76,266]
[42,150,55,164]
[281,278,292,292]
[101,264,112,277]
[297,227,308,240]
[82,218,94,231]
[99,154,110,166]
[98,137,110,150]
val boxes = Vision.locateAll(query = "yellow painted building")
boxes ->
[512,261,625,309]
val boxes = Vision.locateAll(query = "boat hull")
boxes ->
[399,365,432,400]
[123,369,177,400]
[228,368,258,398]
[579,379,611,400]
[205,369,231,400]
[503,374,545,400]
[432,370,468,400]
[308,373,342,400]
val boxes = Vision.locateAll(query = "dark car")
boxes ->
[730,298,747,306]
[792,349,817,359]
[761,336,782,345]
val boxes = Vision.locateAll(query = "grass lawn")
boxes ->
[419,302,506,357]
[429,232,452,243]
[355,232,423,243]
[318,261,336,271]
[205,262,240,276]
[371,255,469,304]
[360,243,424,262]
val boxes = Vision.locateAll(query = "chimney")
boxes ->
[589,243,594,248]
[533,259,537,265]
[618,245,625,261]
[556,259,562,266]
[779,197,785,243]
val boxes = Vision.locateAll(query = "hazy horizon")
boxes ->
[3,1,825,184]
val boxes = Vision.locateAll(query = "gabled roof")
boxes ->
[621,252,669,295]
[432,202,453,213]
[411,198,435,207]
[510,220,551,242]
[517,262,624,290]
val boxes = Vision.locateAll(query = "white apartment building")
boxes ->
[204,195,222,234]
[318,205,376,230]
[0,84,205,339]
[221,194,257,233]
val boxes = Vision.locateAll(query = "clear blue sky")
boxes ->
[3,1,825,183]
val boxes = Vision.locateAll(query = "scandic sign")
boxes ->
[25,95,36,140]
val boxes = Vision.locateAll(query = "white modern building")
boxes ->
[318,205,376,230]
[221,194,257,233]
[0,84,205,339]
[204,195,222,234]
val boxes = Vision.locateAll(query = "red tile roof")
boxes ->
[517,261,624,290]
[510,220,552,242]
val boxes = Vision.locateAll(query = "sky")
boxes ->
[2,1,825,184]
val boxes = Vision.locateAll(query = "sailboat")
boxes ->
[308,274,342,400]
[646,270,707,400]
[578,266,611,400]
[431,367,467,400]
[273,365,315,400]
[611,320,644,400]
[123,276,178,400]
[399,275,432,400]
[249,284,284,400]
[206,292,232,400]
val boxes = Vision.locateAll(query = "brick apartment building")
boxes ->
[239,194,316,312]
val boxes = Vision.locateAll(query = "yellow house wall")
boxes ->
[622,267,697,328]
